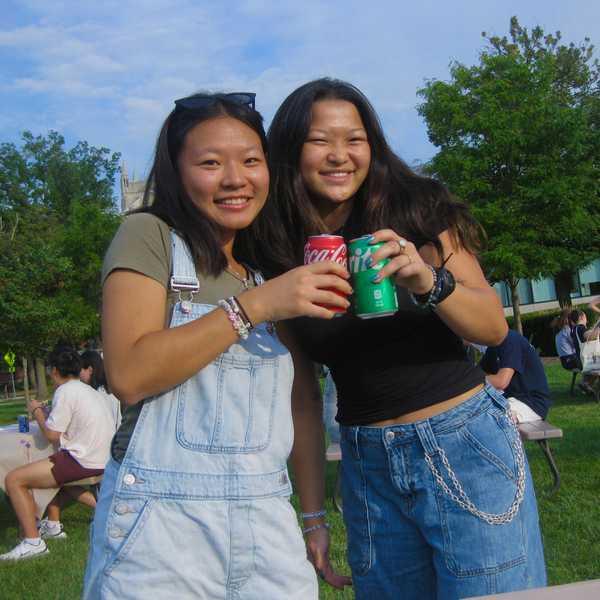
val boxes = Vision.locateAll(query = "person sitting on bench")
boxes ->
[570,309,600,394]
[480,330,551,423]
[1,347,114,561]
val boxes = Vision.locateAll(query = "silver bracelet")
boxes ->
[301,509,326,520]
[302,522,330,535]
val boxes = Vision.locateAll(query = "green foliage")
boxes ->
[0,131,121,357]
[418,17,600,289]
[507,309,561,356]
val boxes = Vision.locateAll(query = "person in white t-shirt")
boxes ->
[0,348,114,561]
[80,350,122,431]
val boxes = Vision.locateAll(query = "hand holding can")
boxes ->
[348,236,398,319]
[304,235,350,315]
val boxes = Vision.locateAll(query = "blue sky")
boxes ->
[2,0,599,189]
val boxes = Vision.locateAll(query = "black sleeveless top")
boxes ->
[288,214,484,426]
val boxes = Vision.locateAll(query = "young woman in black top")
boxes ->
[251,78,547,600]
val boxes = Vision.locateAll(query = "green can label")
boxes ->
[348,236,399,319]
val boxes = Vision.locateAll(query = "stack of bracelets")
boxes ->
[218,296,253,340]
[301,509,330,535]
[409,265,456,310]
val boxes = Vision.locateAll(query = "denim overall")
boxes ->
[83,233,318,599]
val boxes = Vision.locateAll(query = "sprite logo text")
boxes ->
[349,247,384,273]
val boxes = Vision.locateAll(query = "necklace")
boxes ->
[225,265,250,290]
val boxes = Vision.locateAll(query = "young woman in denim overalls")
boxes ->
[256,78,547,600]
[83,93,352,598]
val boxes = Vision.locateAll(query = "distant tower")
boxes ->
[120,162,147,213]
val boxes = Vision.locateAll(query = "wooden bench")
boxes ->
[64,474,103,500]
[325,443,343,513]
[325,418,563,512]
[568,368,581,395]
[517,420,563,494]
[465,577,600,599]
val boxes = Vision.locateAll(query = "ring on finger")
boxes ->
[396,238,407,254]
[406,254,412,265]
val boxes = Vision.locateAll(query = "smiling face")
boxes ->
[178,116,269,240]
[300,99,371,221]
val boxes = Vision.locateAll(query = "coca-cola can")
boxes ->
[304,235,348,314]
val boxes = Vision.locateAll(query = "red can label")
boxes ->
[304,235,348,314]
[304,235,348,266]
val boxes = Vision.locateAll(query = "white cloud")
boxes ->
[1,0,600,177]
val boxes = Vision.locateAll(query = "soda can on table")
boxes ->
[348,235,399,319]
[17,414,29,433]
[304,235,348,314]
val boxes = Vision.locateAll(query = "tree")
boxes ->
[417,17,600,332]
[0,132,121,397]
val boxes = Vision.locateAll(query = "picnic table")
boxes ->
[0,421,59,519]
[464,578,600,599]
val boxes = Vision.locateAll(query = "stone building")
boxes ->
[120,163,147,213]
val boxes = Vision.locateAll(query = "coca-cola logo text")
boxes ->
[304,243,348,265]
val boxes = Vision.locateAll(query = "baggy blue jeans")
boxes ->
[340,385,547,600]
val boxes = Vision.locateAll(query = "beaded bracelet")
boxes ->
[301,509,327,520]
[218,298,251,340]
[302,522,330,535]
[225,297,253,333]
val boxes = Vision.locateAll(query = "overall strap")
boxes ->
[170,231,200,293]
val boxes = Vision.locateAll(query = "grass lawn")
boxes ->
[1,364,599,599]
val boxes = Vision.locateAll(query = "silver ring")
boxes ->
[396,238,407,254]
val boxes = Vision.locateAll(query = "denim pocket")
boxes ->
[102,496,156,577]
[176,353,279,453]
[432,408,527,577]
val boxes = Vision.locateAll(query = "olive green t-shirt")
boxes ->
[102,213,256,462]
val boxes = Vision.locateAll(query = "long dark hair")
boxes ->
[80,350,108,391]
[137,95,268,276]
[248,78,482,276]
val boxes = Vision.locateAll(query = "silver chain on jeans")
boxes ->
[424,414,526,526]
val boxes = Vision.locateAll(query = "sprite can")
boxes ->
[348,236,399,319]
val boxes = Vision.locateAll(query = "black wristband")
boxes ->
[410,266,456,310]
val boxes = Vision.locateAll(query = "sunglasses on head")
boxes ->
[174,92,256,111]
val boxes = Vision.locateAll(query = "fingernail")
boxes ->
[367,234,375,242]
[366,258,373,267]
[371,274,380,283]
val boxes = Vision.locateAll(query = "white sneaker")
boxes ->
[0,539,49,561]
[39,519,67,540]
